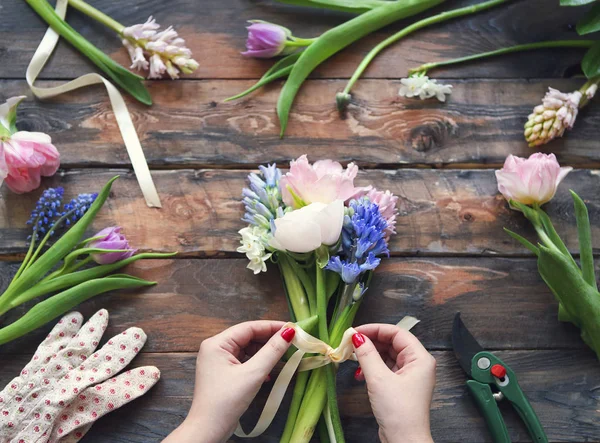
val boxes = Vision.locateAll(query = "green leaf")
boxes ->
[8,252,176,311]
[276,0,444,136]
[571,191,597,290]
[224,52,300,102]
[582,41,600,78]
[503,228,539,255]
[537,245,600,359]
[577,3,600,34]
[0,276,155,345]
[561,0,597,5]
[25,0,152,105]
[535,206,580,270]
[274,0,390,14]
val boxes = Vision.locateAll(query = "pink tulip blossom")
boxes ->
[495,153,572,206]
[280,155,359,208]
[242,21,291,58]
[352,187,399,239]
[89,227,137,264]
[0,96,60,194]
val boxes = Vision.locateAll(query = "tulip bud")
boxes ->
[89,227,137,264]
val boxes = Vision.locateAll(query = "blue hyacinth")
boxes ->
[242,163,284,230]
[63,193,98,227]
[326,198,389,284]
[27,187,65,237]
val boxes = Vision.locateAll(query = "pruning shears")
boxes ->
[451,313,548,443]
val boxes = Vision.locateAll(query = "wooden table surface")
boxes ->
[1,0,600,441]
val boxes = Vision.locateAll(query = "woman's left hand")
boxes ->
[163,320,296,443]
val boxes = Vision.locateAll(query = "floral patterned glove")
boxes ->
[0,309,160,442]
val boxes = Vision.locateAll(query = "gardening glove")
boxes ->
[0,309,160,442]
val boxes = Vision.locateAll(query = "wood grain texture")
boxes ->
[0,0,591,80]
[2,78,600,169]
[0,350,598,442]
[0,257,589,354]
[1,169,599,257]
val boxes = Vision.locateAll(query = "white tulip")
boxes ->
[270,200,344,253]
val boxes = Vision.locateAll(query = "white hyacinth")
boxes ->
[524,88,582,147]
[237,226,273,274]
[121,16,199,80]
[398,75,453,102]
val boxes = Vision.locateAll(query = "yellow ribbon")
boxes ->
[26,0,162,208]
[234,316,420,439]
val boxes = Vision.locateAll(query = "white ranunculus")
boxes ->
[270,200,344,253]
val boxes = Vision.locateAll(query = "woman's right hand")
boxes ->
[352,323,436,443]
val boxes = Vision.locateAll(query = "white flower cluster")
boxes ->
[237,226,273,274]
[122,16,199,80]
[398,75,453,102]
[525,87,582,147]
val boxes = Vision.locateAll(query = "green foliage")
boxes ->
[577,2,600,34]
[582,41,600,78]
[274,0,389,14]
[560,0,597,5]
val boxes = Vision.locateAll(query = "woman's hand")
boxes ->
[163,321,296,443]
[352,323,436,443]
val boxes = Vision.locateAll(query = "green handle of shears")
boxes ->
[503,378,548,443]
[466,380,510,443]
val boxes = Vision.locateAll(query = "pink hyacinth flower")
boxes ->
[280,155,359,208]
[0,96,60,194]
[495,153,572,206]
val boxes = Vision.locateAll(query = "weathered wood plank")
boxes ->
[0,350,597,442]
[0,257,589,353]
[1,169,599,257]
[0,0,591,80]
[3,79,600,168]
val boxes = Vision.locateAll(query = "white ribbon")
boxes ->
[235,316,420,439]
[26,0,162,208]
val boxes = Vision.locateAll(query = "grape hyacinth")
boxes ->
[242,163,285,230]
[122,16,199,79]
[63,193,98,227]
[26,187,65,238]
[326,198,390,284]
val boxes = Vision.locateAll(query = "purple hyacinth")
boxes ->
[242,163,284,229]
[242,22,291,58]
[325,198,389,284]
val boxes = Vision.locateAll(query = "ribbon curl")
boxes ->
[26,0,162,208]
[235,316,419,438]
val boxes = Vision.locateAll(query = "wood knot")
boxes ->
[409,118,458,152]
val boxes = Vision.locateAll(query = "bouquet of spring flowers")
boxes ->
[496,153,600,359]
[0,177,174,345]
[237,155,400,442]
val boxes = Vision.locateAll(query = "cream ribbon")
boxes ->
[234,316,420,439]
[26,0,162,208]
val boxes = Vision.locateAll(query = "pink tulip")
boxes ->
[89,227,137,264]
[352,187,399,239]
[280,155,359,208]
[0,96,60,194]
[495,153,572,206]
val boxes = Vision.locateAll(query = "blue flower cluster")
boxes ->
[242,164,284,230]
[27,187,65,235]
[26,188,98,238]
[326,198,389,284]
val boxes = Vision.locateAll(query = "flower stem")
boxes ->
[410,40,595,76]
[339,0,509,105]
[9,223,40,286]
[578,76,600,108]
[280,254,312,320]
[67,0,125,34]
[287,38,317,47]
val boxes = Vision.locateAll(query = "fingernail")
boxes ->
[352,333,365,348]
[281,327,295,343]
[354,367,363,381]
[264,374,271,383]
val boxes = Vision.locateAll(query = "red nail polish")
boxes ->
[352,333,365,348]
[354,367,363,381]
[281,327,295,343]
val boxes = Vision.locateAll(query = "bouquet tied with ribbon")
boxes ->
[236,155,411,442]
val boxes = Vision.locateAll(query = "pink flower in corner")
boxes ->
[495,153,572,206]
[352,188,399,240]
[0,96,60,194]
[280,155,359,208]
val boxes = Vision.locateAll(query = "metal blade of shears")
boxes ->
[452,312,485,377]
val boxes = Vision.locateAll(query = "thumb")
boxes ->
[352,332,389,381]
[245,326,295,376]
